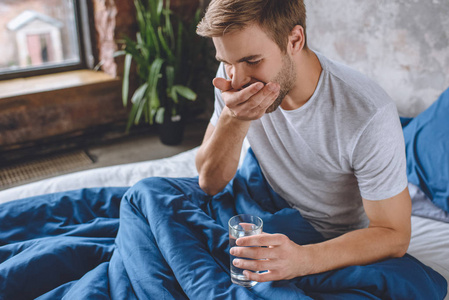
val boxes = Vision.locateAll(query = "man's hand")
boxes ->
[196,77,279,195]
[230,233,313,282]
[213,77,280,121]
[229,189,412,283]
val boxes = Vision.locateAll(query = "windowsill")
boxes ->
[0,68,127,153]
[0,70,119,99]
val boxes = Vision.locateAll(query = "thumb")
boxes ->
[213,77,232,92]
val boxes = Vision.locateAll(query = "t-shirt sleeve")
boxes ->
[210,62,227,127]
[351,103,408,200]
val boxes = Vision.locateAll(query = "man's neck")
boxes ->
[281,48,323,111]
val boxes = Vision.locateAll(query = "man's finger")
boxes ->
[230,245,275,260]
[237,233,287,247]
[223,82,264,109]
[212,77,232,92]
[243,270,279,283]
[236,81,264,99]
[232,257,273,272]
[222,82,265,108]
[247,82,280,111]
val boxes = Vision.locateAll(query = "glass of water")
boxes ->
[228,214,263,287]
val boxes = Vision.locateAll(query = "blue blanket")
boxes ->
[402,87,449,216]
[0,149,446,299]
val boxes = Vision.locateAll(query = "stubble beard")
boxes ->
[265,54,297,114]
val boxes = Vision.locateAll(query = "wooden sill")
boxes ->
[0,69,127,155]
[0,70,118,99]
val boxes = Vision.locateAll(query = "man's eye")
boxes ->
[246,60,261,66]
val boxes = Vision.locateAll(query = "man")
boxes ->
[195,0,411,283]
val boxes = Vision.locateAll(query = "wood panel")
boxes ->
[0,78,124,145]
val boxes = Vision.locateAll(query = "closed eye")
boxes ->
[246,60,261,66]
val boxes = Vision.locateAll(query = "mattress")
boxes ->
[0,146,448,299]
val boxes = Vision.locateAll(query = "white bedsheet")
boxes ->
[0,147,199,205]
[0,146,447,298]
[409,216,449,300]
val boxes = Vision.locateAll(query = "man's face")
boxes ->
[213,24,296,113]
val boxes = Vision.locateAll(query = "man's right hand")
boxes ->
[195,78,280,195]
[213,77,280,121]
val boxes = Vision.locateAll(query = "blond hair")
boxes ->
[197,0,307,52]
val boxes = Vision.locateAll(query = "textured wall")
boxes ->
[305,0,449,117]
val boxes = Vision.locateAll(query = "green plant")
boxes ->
[118,0,202,131]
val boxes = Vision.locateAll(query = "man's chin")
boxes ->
[265,98,283,113]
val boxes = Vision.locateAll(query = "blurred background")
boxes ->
[0,0,447,189]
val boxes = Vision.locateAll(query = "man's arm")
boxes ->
[195,111,250,195]
[195,78,280,195]
[230,187,411,281]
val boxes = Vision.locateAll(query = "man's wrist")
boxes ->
[223,106,252,125]
[298,243,321,276]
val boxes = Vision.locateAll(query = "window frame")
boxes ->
[0,0,95,81]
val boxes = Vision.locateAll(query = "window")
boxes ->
[0,0,93,80]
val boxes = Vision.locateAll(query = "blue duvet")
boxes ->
[0,149,447,299]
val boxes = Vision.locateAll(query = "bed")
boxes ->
[0,87,449,299]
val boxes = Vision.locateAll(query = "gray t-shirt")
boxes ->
[210,51,408,238]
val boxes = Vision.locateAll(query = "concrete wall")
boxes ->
[305,0,449,117]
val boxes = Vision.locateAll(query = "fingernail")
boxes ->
[269,83,280,92]
[229,248,235,255]
[254,82,264,91]
[233,259,241,266]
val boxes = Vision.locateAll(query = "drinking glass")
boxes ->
[228,214,263,287]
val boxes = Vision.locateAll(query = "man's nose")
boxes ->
[229,65,251,90]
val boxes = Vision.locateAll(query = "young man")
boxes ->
[196,0,411,282]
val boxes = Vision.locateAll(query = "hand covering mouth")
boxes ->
[239,81,266,91]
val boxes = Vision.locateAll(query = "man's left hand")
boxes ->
[230,233,313,282]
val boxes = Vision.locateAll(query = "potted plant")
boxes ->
[117,0,204,145]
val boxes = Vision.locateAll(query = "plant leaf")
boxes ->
[122,36,147,69]
[123,0,203,131]
[173,85,197,101]
[122,53,133,107]
[148,58,164,105]
[147,0,160,27]
[155,107,165,124]
[126,100,140,132]
[144,58,164,124]
[166,65,174,89]
[131,82,149,104]
[147,20,160,57]
[113,50,126,57]
[163,0,174,47]
[156,0,163,16]
[135,93,147,125]
[143,99,149,123]
[135,0,147,34]
[136,32,150,61]
[169,87,178,103]
[148,92,160,125]
[157,27,174,63]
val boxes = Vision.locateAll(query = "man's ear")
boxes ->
[288,25,305,54]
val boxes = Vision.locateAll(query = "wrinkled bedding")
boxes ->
[402,87,449,219]
[0,149,446,299]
